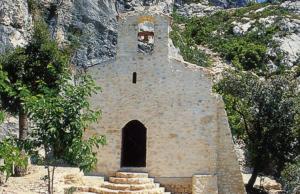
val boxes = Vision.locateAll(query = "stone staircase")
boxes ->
[71,172,170,194]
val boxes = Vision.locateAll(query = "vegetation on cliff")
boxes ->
[172,2,298,72]
[172,2,300,192]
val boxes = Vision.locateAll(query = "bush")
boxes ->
[219,39,267,70]
[170,3,292,72]
[170,13,211,67]
[27,0,39,13]
[281,158,300,194]
[0,111,4,123]
[0,138,28,183]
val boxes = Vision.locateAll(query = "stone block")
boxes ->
[192,175,218,194]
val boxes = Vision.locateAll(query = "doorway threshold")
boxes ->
[119,167,148,173]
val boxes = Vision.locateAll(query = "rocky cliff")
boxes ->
[0,0,119,68]
[0,0,271,68]
[0,0,175,136]
[0,0,175,68]
[0,0,32,53]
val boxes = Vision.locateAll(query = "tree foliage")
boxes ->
[215,70,300,189]
[281,157,300,194]
[0,111,4,124]
[0,138,28,183]
[26,74,106,172]
[0,20,70,114]
[0,19,71,147]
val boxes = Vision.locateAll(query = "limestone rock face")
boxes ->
[175,1,222,18]
[280,1,300,15]
[0,0,32,53]
[0,0,174,68]
[0,116,19,140]
[268,18,300,68]
[116,0,173,13]
[48,0,118,68]
[232,21,255,35]
[177,0,254,9]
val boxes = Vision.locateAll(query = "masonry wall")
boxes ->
[216,98,246,194]
[157,177,192,194]
[86,12,245,194]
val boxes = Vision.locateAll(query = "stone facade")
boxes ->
[158,178,192,194]
[192,175,218,194]
[87,12,245,194]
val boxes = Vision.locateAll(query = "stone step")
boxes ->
[109,177,154,184]
[130,183,160,191]
[73,193,98,194]
[102,182,131,190]
[98,187,165,194]
[116,172,149,178]
[70,188,167,194]
[102,182,159,191]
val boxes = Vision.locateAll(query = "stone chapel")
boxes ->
[87,11,246,194]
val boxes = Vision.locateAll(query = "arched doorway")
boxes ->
[121,120,147,167]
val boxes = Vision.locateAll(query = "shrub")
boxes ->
[0,138,28,183]
[170,3,292,73]
[219,39,267,70]
[281,158,300,194]
[171,14,211,67]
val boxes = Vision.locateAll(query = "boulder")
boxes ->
[280,1,300,15]
[263,179,282,191]
[64,173,84,185]
[293,186,300,194]
[176,2,222,18]
[279,18,300,33]
[268,190,285,194]
[274,33,300,67]
[232,21,254,35]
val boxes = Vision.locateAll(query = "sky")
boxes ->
[256,0,268,3]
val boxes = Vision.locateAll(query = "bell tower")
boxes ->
[116,12,171,61]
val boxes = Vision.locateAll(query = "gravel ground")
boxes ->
[0,165,85,194]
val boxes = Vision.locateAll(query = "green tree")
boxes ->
[0,20,70,143]
[26,74,106,165]
[0,19,71,176]
[215,70,300,191]
[26,74,106,194]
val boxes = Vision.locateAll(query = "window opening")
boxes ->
[133,72,137,84]
[137,21,154,54]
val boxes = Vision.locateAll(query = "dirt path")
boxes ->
[0,165,85,194]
